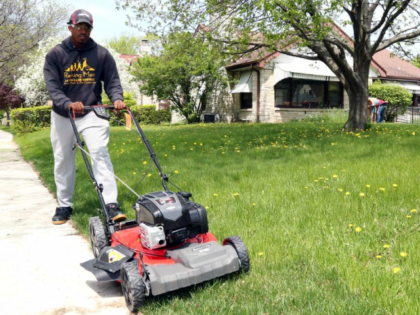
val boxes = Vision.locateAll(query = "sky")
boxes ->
[66,0,143,43]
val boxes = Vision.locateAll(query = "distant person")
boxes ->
[376,99,389,123]
[43,9,126,225]
[368,97,380,123]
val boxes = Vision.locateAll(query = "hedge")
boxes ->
[11,104,171,134]
[11,105,51,134]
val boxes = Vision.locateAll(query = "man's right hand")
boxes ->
[68,102,84,114]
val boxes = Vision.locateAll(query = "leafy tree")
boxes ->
[118,0,420,130]
[131,32,228,123]
[0,0,70,84]
[106,35,142,55]
[369,81,412,122]
[412,55,420,69]
[0,83,24,125]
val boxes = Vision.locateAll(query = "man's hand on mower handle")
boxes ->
[113,100,126,110]
[68,102,85,114]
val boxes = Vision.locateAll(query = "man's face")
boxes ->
[68,22,92,46]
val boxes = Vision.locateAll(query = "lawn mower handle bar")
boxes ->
[69,105,169,190]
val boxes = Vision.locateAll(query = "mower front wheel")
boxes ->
[89,216,108,258]
[121,260,146,313]
[223,235,250,273]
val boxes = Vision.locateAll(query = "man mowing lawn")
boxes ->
[43,9,126,225]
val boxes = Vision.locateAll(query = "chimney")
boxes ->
[139,39,152,56]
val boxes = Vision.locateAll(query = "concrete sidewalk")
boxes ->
[0,129,129,315]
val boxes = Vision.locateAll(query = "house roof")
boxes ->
[223,24,420,82]
[119,54,138,64]
[372,49,420,81]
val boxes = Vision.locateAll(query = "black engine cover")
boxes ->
[134,191,208,245]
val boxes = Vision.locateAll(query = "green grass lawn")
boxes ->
[12,121,420,314]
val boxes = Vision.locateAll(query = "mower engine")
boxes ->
[134,191,208,249]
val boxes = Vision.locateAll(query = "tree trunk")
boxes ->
[344,84,369,130]
[6,110,10,127]
[343,59,371,131]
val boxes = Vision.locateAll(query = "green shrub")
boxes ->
[369,81,412,121]
[11,105,51,133]
[10,103,171,134]
[130,105,171,124]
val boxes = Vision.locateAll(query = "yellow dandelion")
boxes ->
[304,187,308,189]
[376,255,382,259]
[143,161,147,165]
[252,203,256,206]
[174,170,179,174]
[213,193,218,197]
[338,188,343,192]
[366,184,371,188]
[392,267,401,274]
[258,252,264,256]
[412,132,416,136]
[379,187,385,192]
[164,154,168,157]
[205,206,210,209]
[410,209,417,213]
[314,180,318,183]
[359,193,365,197]
[400,252,408,257]
[147,173,152,178]
[407,215,412,219]
[393,184,398,188]
[348,223,354,227]
[132,172,137,175]
[233,193,240,196]
[383,244,390,249]
[333,174,338,178]
[345,192,351,195]
[355,227,362,232]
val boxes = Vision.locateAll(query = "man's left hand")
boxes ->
[113,100,126,110]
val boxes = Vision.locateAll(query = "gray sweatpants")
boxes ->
[50,111,118,207]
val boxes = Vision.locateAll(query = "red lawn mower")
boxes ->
[74,106,250,313]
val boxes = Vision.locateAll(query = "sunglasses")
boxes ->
[71,24,93,31]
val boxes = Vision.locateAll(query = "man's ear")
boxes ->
[67,25,73,33]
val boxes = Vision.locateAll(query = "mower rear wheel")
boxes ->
[121,260,146,313]
[223,235,250,273]
[89,216,108,258]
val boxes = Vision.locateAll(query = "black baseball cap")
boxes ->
[67,9,93,27]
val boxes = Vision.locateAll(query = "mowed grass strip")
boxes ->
[13,122,420,314]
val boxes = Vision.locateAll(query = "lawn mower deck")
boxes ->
[83,225,243,296]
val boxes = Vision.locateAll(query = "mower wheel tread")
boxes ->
[223,235,250,273]
[89,216,108,258]
[121,259,146,312]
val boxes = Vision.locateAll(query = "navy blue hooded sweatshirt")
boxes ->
[44,37,123,117]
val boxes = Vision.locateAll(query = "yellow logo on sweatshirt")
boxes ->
[64,58,96,85]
